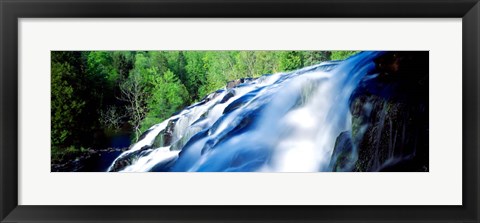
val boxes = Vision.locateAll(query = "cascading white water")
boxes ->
[108,52,381,172]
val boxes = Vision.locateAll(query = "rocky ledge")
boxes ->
[329,51,429,172]
[51,147,128,172]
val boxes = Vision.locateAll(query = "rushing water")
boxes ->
[107,51,383,172]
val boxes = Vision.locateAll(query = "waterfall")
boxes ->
[107,51,382,172]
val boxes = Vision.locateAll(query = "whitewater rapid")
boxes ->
[108,52,381,172]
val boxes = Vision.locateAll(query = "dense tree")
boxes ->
[140,70,189,133]
[51,59,86,147]
[118,53,160,141]
[303,51,331,66]
[183,51,207,100]
[330,51,359,60]
[251,51,281,76]
[235,51,257,78]
[199,52,231,97]
[279,51,304,71]
[51,50,354,162]
[176,51,187,86]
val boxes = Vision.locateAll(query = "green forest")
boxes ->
[51,50,358,163]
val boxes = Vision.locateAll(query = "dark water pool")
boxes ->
[75,150,123,172]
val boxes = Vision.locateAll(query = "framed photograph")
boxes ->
[1,0,479,222]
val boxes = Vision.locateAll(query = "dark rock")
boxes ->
[226,77,256,89]
[346,51,429,172]
[223,87,265,114]
[329,131,356,172]
[198,90,225,105]
[220,90,236,103]
[227,79,243,89]
[108,145,153,172]
[152,118,178,148]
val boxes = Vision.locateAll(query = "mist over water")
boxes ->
[108,52,383,172]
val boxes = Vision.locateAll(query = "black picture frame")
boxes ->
[1,0,479,222]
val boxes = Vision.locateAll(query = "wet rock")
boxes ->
[337,51,429,172]
[108,145,153,172]
[226,77,256,89]
[51,147,127,172]
[329,131,356,172]
[354,52,428,171]
[153,118,178,148]
[227,79,243,89]
[198,90,225,105]
[220,90,236,103]
[223,87,265,114]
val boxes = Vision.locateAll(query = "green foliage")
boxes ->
[86,51,118,83]
[279,51,304,71]
[51,61,86,147]
[303,51,331,66]
[111,51,136,79]
[234,51,257,78]
[330,51,360,60]
[176,52,187,85]
[184,51,207,100]
[199,52,232,97]
[140,70,189,133]
[52,50,349,161]
[250,51,281,76]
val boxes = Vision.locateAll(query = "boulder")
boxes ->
[329,131,356,172]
